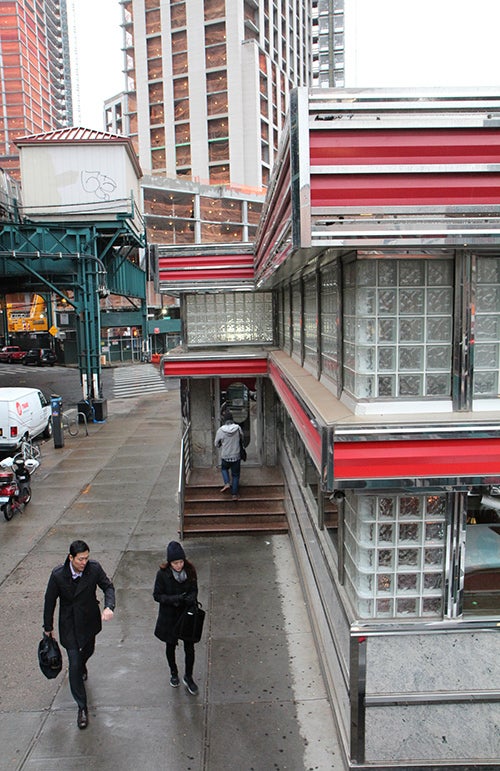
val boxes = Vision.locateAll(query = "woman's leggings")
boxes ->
[166,640,195,677]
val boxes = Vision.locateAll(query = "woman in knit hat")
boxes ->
[153,540,199,695]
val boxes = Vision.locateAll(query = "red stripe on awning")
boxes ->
[269,361,322,469]
[162,358,268,377]
[310,128,500,166]
[310,173,500,207]
[158,268,254,281]
[311,173,500,207]
[334,437,500,480]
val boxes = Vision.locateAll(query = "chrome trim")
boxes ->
[366,690,500,707]
[310,164,500,175]
[178,422,192,540]
[350,618,500,635]
[290,88,312,248]
[350,634,367,765]
[334,423,500,439]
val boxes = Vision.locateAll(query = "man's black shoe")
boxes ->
[82,665,88,681]
[183,675,199,695]
[77,707,88,729]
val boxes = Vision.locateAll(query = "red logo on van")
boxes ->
[16,401,23,415]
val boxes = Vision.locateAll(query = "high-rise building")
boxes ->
[120,0,312,190]
[0,0,73,178]
[311,0,344,87]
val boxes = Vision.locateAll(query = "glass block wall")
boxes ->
[343,492,447,619]
[343,259,453,399]
[474,256,500,396]
[186,292,273,345]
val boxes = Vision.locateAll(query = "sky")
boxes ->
[68,0,500,132]
[68,0,124,130]
[346,0,500,89]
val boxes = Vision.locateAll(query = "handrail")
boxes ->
[178,421,192,539]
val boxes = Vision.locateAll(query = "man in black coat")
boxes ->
[43,539,115,729]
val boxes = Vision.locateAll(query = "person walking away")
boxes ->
[153,540,199,695]
[43,539,115,729]
[214,410,243,500]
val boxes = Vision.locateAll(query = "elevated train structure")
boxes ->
[0,128,147,403]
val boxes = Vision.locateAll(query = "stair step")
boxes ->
[184,499,285,515]
[184,510,286,522]
[183,466,287,537]
[185,485,284,501]
[183,521,288,534]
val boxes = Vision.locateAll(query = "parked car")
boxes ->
[23,348,57,367]
[0,346,26,363]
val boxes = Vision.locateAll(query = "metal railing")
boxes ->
[178,422,192,539]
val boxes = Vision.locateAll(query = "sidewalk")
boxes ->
[0,391,344,771]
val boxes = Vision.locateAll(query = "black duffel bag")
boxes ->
[175,601,206,643]
[38,635,63,679]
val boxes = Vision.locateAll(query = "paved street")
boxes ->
[0,387,343,771]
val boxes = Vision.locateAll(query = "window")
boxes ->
[170,1,186,28]
[209,139,229,163]
[175,123,190,144]
[205,21,226,47]
[176,144,191,166]
[208,118,228,139]
[148,58,163,81]
[303,272,318,373]
[344,492,446,618]
[204,0,225,20]
[147,37,162,58]
[473,257,500,397]
[186,293,273,345]
[200,198,241,223]
[291,282,301,360]
[206,43,226,68]
[464,487,500,616]
[320,261,339,386]
[207,92,228,115]
[206,70,227,93]
[343,258,453,399]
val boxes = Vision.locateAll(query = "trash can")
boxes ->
[50,394,64,449]
[77,400,93,424]
[93,398,107,422]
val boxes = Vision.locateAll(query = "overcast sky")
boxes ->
[69,0,500,131]
[69,0,123,129]
[346,0,500,88]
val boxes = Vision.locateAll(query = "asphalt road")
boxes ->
[0,362,114,409]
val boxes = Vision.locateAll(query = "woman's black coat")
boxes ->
[43,558,115,649]
[153,561,198,644]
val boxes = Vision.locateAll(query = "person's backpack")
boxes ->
[38,635,62,679]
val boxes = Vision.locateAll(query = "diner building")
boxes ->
[160,88,500,768]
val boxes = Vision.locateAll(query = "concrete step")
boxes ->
[182,466,287,536]
[185,484,285,502]
[183,519,288,535]
[184,498,285,515]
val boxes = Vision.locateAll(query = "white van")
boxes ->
[0,387,52,453]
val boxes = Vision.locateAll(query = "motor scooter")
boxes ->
[0,455,39,521]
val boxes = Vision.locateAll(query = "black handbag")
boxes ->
[38,635,63,679]
[175,601,205,643]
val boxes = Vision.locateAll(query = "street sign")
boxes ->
[49,325,58,337]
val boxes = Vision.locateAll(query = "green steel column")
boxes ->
[75,253,102,400]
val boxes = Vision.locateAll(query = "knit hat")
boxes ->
[167,540,185,562]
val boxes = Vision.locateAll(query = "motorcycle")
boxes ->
[0,455,40,521]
